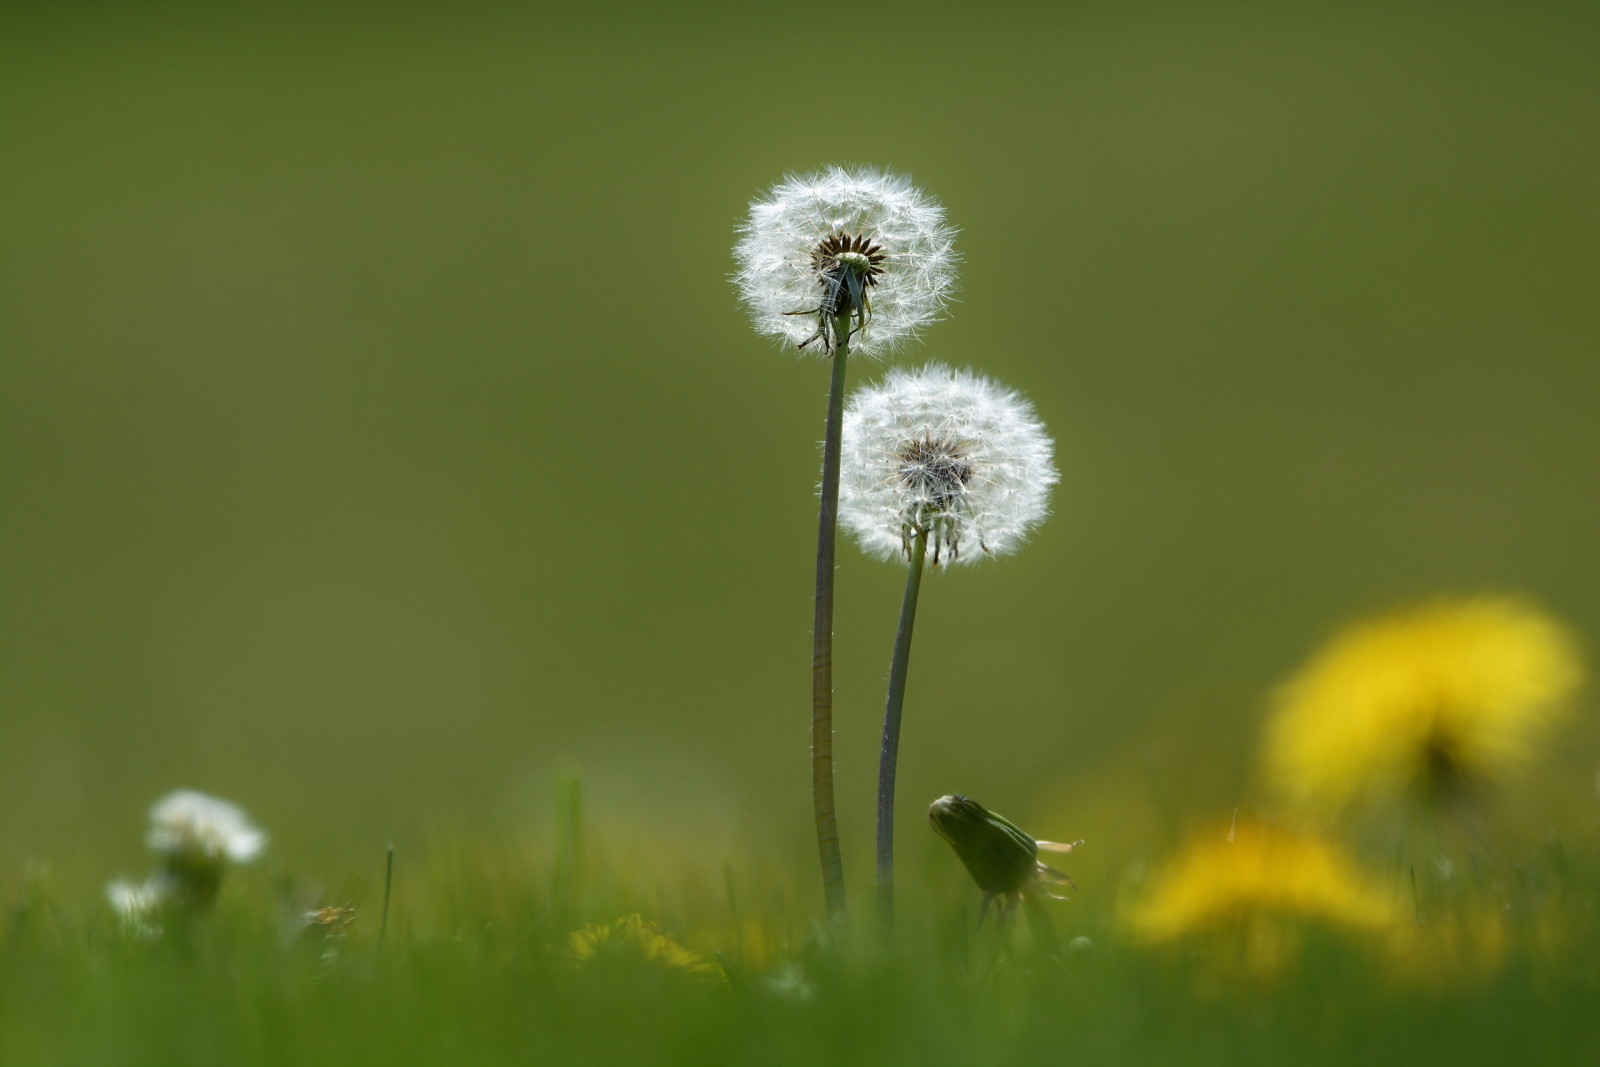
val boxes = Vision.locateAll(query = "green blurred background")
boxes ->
[4,0,1598,895]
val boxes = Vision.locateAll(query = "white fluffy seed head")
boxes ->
[839,364,1057,566]
[733,166,959,358]
[105,876,168,937]
[146,789,266,865]
[106,877,166,920]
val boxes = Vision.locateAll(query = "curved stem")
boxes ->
[876,526,929,931]
[812,315,852,919]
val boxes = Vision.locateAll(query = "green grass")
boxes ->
[6,794,1598,1066]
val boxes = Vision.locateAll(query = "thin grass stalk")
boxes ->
[875,526,930,930]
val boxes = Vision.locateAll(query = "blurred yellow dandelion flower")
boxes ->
[566,915,724,984]
[1127,821,1404,978]
[1263,597,1584,814]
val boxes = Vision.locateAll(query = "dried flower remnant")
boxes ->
[1262,597,1585,815]
[840,364,1057,567]
[303,905,357,939]
[1127,820,1404,980]
[734,166,958,357]
[928,795,1082,927]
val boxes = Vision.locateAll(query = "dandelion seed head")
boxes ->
[733,166,958,357]
[146,789,266,865]
[840,365,1057,565]
[105,877,167,930]
[1262,596,1585,814]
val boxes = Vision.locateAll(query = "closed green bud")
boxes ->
[928,794,1082,928]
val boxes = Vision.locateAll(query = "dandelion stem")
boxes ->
[876,525,929,931]
[812,314,853,919]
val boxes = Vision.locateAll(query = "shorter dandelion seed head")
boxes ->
[733,167,957,357]
[839,365,1057,566]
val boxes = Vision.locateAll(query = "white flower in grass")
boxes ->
[733,166,958,356]
[839,364,1057,566]
[147,789,266,864]
[106,877,167,935]
[145,788,265,909]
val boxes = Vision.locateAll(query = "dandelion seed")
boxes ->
[1262,596,1585,815]
[840,364,1057,567]
[733,166,958,357]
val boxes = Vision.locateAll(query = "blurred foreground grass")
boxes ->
[5,777,1599,1066]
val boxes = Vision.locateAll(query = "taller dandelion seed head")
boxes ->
[839,364,1057,566]
[1262,596,1585,814]
[733,166,958,357]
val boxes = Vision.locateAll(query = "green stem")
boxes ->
[812,314,852,919]
[876,526,929,930]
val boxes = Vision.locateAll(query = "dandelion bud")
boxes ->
[841,365,1057,566]
[929,794,1040,897]
[733,166,958,356]
[929,795,1081,924]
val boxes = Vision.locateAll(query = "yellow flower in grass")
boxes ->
[1263,597,1583,814]
[567,915,725,984]
[1128,821,1404,979]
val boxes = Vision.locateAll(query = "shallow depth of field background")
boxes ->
[4,0,1598,904]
